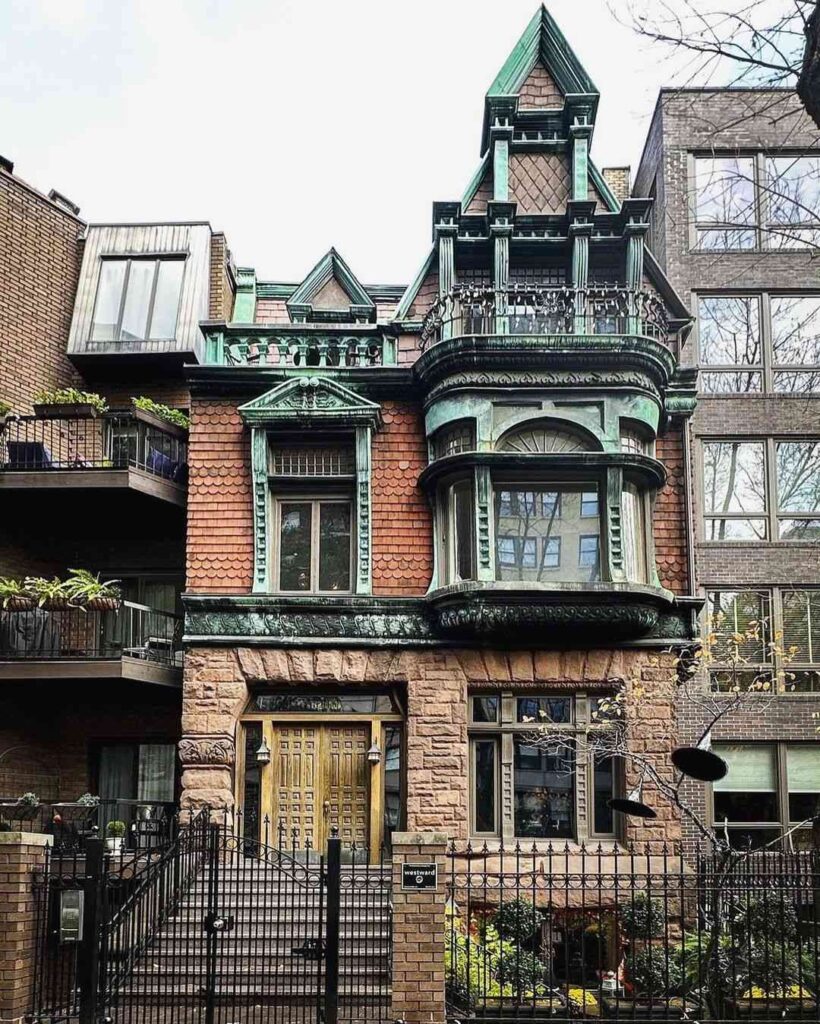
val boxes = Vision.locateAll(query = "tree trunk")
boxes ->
[797,2,820,130]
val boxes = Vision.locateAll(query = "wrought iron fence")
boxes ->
[420,284,670,349]
[29,812,393,1024]
[0,599,182,663]
[202,326,396,367]
[0,412,188,483]
[445,839,820,1022]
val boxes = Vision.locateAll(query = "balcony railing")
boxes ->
[0,600,182,664]
[0,412,188,483]
[420,284,669,349]
[0,798,176,851]
[202,323,396,367]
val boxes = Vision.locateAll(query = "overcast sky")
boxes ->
[2,0,693,284]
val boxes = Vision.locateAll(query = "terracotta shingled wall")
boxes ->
[518,62,563,109]
[372,401,433,595]
[187,399,253,592]
[654,429,689,594]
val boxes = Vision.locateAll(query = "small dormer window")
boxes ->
[91,257,184,343]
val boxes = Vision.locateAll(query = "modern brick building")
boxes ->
[635,88,820,850]
[1,5,817,866]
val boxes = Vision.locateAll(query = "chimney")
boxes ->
[602,166,631,205]
[48,189,81,216]
[0,154,14,174]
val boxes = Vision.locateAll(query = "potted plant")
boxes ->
[76,793,100,807]
[0,399,12,428]
[64,569,122,611]
[105,819,126,853]
[14,792,41,819]
[132,396,189,436]
[23,575,72,610]
[0,577,35,611]
[32,387,108,419]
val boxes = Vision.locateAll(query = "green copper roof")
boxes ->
[487,5,598,101]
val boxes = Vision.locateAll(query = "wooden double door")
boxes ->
[264,722,371,853]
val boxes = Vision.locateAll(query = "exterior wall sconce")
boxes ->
[366,742,382,766]
[256,738,271,765]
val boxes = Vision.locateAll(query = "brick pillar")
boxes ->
[0,832,52,1024]
[390,831,448,1024]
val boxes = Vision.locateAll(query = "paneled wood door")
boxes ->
[268,723,370,853]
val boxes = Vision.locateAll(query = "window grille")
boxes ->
[270,444,355,477]
[433,421,476,459]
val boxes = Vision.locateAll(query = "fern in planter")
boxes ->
[132,397,189,430]
[64,569,121,609]
[0,577,34,610]
[23,576,72,609]
[33,388,108,414]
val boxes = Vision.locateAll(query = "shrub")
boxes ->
[494,896,542,945]
[0,399,12,417]
[33,388,108,413]
[106,820,126,838]
[619,893,667,940]
[76,793,100,807]
[625,946,684,996]
[132,396,189,430]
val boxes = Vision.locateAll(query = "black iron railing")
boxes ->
[446,839,820,1022]
[0,411,188,483]
[0,599,182,663]
[0,798,177,851]
[420,284,670,349]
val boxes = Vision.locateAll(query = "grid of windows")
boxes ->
[701,438,820,540]
[468,693,617,841]
[698,293,820,394]
[712,743,820,849]
[693,154,820,251]
[706,588,820,693]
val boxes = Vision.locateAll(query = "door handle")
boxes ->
[323,800,331,816]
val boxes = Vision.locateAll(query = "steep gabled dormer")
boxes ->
[286,248,376,324]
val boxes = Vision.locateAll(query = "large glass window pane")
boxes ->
[696,157,756,226]
[137,744,175,803]
[472,696,499,723]
[318,502,351,591]
[765,156,820,225]
[279,502,312,591]
[495,484,600,583]
[782,590,820,664]
[383,726,403,842]
[473,740,497,834]
[91,261,127,341]
[120,260,156,341]
[776,441,820,514]
[707,591,771,665]
[786,747,820,822]
[713,744,778,822]
[771,296,820,369]
[702,441,767,539]
[513,739,574,838]
[148,259,184,339]
[701,371,762,394]
[698,296,761,368]
[593,756,615,835]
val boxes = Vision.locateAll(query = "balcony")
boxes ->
[0,798,176,851]
[0,600,182,686]
[201,321,397,368]
[420,284,671,348]
[0,409,188,508]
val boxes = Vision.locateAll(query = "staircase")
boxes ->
[108,849,392,1022]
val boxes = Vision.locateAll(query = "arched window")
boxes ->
[497,421,600,454]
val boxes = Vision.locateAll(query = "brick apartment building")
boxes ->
[0,6,817,862]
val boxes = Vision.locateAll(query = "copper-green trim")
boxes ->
[287,247,375,315]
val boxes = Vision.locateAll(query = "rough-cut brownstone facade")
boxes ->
[0,169,83,414]
[182,645,680,845]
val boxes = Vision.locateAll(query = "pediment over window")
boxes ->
[287,249,375,324]
[238,377,382,428]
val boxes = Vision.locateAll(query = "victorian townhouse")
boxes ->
[1,5,817,862]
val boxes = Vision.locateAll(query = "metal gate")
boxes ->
[30,812,393,1024]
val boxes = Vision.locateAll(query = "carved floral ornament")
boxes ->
[237,377,382,429]
[179,736,235,766]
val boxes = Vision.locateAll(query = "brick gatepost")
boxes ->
[390,831,448,1024]
[0,832,52,1024]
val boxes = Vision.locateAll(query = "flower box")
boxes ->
[33,402,100,420]
[133,406,188,439]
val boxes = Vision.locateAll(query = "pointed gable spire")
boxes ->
[287,247,375,323]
